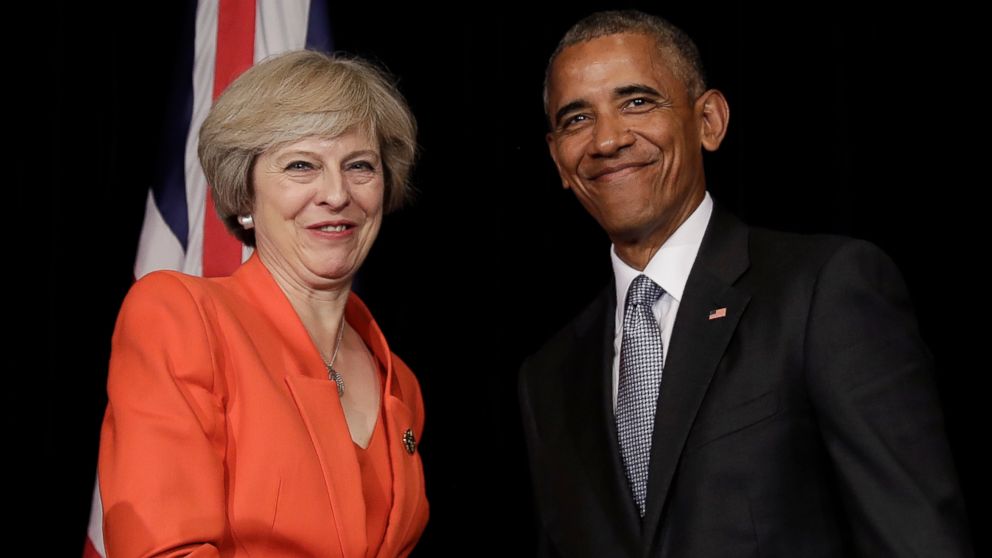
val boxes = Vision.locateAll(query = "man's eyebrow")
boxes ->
[554,99,589,127]
[615,84,662,99]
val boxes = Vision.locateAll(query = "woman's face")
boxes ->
[251,128,384,290]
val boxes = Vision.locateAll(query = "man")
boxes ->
[518,10,971,557]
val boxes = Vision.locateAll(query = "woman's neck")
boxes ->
[260,252,351,359]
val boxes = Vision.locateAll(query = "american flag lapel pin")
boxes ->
[708,307,727,320]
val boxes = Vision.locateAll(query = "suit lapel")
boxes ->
[558,287,642,555]
[347,297,428,557]
[282,292,427,558]
[380,391,426,556]
[285,374,367,556]
[640,208,752,554]
[236,254,368,556]
[232,256,425,557]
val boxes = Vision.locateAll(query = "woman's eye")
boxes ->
[286,160,315,171]
[348,161,375,171]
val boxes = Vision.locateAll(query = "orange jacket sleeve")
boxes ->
[99,272,227,558]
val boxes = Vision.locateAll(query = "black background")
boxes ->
[11,1,983,555]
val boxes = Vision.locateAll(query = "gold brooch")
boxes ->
[402,429,417,454]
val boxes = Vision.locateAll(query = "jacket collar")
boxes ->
[229,254,423,556]
[639,205,752,555]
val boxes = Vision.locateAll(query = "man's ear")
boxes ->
[546,131,572,190]
[696,89,730,152]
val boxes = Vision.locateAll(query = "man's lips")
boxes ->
[586,161,652,181]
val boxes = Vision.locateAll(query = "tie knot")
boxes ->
[626,274,664,307]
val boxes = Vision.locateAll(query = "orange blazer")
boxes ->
[99,255,428,558]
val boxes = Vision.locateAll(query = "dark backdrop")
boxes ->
[13,1,983,555]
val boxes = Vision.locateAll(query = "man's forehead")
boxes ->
[548,33,680,103]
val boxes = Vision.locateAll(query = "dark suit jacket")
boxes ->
[519,206,971,557]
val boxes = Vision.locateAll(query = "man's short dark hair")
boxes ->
[543,10,707,117]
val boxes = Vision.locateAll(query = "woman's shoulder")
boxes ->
[117,270,244,326]
[132,268,195,290]
[126,270,232,304]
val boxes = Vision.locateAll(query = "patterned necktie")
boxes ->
[616,274,665,517]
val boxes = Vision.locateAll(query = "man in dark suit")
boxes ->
[519,10,971,557]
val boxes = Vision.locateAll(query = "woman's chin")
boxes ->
[309,264,359,286]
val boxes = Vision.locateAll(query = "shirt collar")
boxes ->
[612,191,713,308]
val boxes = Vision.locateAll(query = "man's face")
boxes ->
[545,33,714,252]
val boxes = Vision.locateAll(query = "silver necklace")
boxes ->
[325,321,346,397]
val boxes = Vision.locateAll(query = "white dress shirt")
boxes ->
[611,192,713,409]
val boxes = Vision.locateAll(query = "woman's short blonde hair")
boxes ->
[198,50,417,246]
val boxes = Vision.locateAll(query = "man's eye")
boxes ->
[561,114,589,129]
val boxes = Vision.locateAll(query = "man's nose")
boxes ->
[590,113,634,156]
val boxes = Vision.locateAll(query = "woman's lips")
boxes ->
[306,221,357,238]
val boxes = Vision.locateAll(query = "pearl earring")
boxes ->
[238,214,255,229]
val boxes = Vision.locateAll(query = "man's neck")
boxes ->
[613,189,706,270]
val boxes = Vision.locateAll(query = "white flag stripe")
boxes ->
[182,0,220,277]
[134,190,186,279]
[255,0,310,62]
[85,477,105,555]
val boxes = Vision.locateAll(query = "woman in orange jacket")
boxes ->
[98,50,427,557]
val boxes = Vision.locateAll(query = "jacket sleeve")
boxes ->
[99,273,227,558]
[804,240,972,556]
[519,360,563,558]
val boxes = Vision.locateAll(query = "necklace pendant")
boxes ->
[327,365,345,397]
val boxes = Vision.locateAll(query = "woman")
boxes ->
[98,50,427,557]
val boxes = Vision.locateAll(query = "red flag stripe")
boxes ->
[203,0,255,277]
[82,537,102,558]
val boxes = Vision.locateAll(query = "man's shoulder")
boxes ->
[745,225,895,278]
[747,226,842,268]
[710,212,909,312]
[704,204,870,277]
[747,224,847,252]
